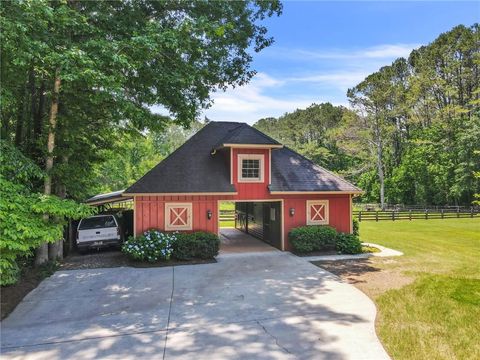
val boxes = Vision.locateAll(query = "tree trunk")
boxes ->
[377,143,385,210]
[49,155,68,260]
[374,117,386,210]
[36,69,61,266]
[34,81,45,138]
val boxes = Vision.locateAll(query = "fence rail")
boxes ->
[354,209,479,221]
[219,209,235,222]
[219,209,479,222]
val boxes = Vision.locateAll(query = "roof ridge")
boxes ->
[246,123,281,145]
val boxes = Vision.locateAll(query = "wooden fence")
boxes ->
[354,209,479,222]
[220,209,235,222]
[220,208,479,222]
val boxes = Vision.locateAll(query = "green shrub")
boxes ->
[336,233,362,254]
[122,230,175,262]
[352,218,360,237]
[173,231,219,260]
[289,226,338,253]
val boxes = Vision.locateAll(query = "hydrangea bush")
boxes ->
[122,230,176,262]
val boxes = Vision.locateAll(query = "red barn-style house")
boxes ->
[123,122,361,251]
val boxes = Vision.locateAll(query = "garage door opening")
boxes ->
[218,201,283,253]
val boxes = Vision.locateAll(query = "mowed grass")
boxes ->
[360,219,480,360]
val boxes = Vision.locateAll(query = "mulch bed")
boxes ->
[60,249,216,270]
[1,249,215,321]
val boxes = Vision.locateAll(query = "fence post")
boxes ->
[359,211,362,222]
[457,208,460,218]
[441,209,444,219]
[471,207,474,218]
[392,211,395,221]
[409,210,412,220]
[425,209,428,220]
[376,211,378,222]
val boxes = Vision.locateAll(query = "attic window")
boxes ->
[238,154,264,182]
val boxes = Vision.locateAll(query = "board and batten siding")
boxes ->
[135,195,232,235]
[134,193,351,250]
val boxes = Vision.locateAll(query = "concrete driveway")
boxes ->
[1,252,389,359]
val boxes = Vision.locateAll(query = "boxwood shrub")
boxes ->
[173,231,220,260]
[335,233,362,254]
[352,218,360,237]
[289,225,338,253]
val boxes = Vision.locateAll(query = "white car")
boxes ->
[76,215,123,252]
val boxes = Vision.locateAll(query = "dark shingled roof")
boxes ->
[213,122,281,149]
[269,147,361,192]
[125,121,360,194]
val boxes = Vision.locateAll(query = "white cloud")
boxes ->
[157,44,420,125]
[273,43,420,61]
[203,72,315,123]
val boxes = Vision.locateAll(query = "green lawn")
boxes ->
[360,219,480,360]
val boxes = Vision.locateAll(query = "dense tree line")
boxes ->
[0,0,281,279]
[255,24,480,208]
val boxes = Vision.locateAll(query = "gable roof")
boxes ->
[124,121,360,194]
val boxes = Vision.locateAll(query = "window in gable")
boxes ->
[238,154,264,182]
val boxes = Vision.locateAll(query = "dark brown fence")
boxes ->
[220,209,235,222]
[354,208,479,222]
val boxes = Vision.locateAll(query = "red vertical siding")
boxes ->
[135,193,352,251]
[135,195,230,235]
[283,194,351,250]
[232,148,270,199]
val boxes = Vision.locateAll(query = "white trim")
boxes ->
[165,203,193,231]
[223,144,283,149]
[126,192,237,196]
[238,154,265,183]
[230,148,233,185]
[270,191,363,195]
[349,194,353,234]
[133,196,137,237]
[268,148,272,185]
[306,200,329,225]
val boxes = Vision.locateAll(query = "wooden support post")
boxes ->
[359,211,362,222]
[457,208,460,218]
[425,210,428,220]
[376,211,378,222]
[441,209,444,219]
[392,211,395,221]
[471,207,474,218]
[409,210,412,220]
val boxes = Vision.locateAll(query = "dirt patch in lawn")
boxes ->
[312,258,414,298]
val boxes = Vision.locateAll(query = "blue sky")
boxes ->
[203,1,479,124]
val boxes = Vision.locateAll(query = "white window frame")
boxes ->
[306,200,329,225]
[238,154,264,183]
[165,203,193,231]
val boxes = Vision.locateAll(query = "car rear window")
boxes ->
[79,216,116,230]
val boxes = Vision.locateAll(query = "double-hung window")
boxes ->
[238,154,264,182]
